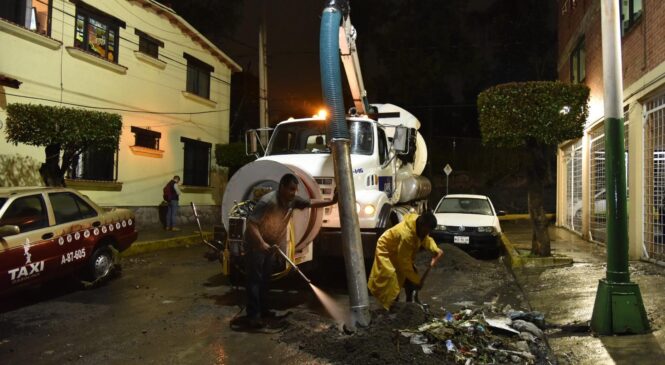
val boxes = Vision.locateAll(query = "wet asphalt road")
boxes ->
[0,246,331,365]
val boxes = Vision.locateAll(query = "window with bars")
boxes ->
[131,126,161,150]
[181,137,211,187]
[644,94,665,261]
[184,53,213,99]
[135,29,163,59]
[68,146,117,181]
[589,127,606,242]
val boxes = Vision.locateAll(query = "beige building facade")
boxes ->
[0,0,241,225]
[556,0,665,264]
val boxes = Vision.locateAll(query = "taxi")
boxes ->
[0,187,138,293]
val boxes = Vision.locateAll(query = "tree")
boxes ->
[215,142,256,177]
[477,81,589,256]
[5,104,122,187]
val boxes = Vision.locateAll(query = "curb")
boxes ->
[501,234,573,269]
[499,213,556,222]
[121,232,212,257]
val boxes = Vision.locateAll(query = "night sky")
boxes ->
[163,0,557,140]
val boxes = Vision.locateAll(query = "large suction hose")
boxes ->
[320,0,371,328]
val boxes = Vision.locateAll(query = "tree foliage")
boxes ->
[5,103,122,186]
[6,103,122,149]
[477,81,590,148]
[215,142,255,177]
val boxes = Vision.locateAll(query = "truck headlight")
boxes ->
[363,204,376,216]
[477,226,495,233]
[436,224,447,231]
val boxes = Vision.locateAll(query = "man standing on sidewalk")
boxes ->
[243,173,337,328]
[164,175,181,231]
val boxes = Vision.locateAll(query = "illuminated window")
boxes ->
[184,53,213,99]
[570,38,585,84]
[620,0,643,35]
[74,4,124,63]
[135,29,163,59]
[0,0,52,35]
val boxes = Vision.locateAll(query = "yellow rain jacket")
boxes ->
[368,213,443,309]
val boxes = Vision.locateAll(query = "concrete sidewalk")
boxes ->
[121,223,213,256]
[501,219,665,365]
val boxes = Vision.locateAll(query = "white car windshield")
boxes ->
[266,120,373,156]
[436,198,493,216]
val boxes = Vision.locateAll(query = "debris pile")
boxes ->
[399,305,548,364]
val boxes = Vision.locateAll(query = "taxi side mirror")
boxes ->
[0,225,20,237]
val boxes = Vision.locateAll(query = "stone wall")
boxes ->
[118,204,221,230]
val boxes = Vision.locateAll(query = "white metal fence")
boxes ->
[644,94,665,261]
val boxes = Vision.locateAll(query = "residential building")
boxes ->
[556,0,665,263]
[0,0,241,227]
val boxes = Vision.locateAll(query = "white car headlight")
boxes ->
[435,224,447,231]
[477,226,495,233]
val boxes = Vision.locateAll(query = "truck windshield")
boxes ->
[266,120,374,156]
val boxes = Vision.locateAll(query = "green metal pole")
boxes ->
[590,0,649,335]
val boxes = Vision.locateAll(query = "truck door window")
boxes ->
[49,192,98,225]
[377,127,388,164]
[0,195,49,234]
[349,121,373,155]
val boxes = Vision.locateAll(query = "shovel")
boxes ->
[411,265,433,313]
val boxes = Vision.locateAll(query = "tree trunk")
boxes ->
[39,144,65,187]
[526,141,551,256]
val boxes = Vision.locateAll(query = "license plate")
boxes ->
[454,236,470,244]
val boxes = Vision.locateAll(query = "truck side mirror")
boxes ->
[392,126,409,154]
[245,130,258,156]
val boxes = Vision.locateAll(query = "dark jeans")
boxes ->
[245,247,275,319]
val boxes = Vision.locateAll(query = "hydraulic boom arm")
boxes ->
[338,16,370,115]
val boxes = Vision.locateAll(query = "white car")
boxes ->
[430,194,504,257]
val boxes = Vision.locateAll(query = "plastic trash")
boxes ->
[446,339,456,352]
[444,312,453,322]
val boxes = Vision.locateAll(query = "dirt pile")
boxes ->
[277,245,550,364]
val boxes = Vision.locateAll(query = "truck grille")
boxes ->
[315,177,335,215]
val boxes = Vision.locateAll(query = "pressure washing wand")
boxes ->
[274,246,312,284]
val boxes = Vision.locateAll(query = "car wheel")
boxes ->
[85,245,115,282]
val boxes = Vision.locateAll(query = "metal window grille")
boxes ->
[565,140,584,233]
[564,147,574,230]
[644,94,665,261]
[589,126,606,242]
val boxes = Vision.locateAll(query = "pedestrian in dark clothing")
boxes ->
[164,175,181,231]
[244,173,337,328]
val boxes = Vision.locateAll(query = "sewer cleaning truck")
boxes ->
[218,11,431,277]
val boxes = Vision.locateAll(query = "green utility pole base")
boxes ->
[590,279,650,335]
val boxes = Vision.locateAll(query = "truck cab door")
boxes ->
[376,126,395,197]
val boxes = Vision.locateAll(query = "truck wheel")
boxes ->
[84,245,114,282]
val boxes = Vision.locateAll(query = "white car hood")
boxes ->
[434,213,500,231]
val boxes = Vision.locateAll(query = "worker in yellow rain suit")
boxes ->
[368,211,443,309]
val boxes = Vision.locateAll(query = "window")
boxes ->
[73,4,125,63]
[68,146,117,181]
[570,38,585,84]
[377,127,389,165]
[0,0,51,35]
[131,126,161,150]
[49,192,97,225]
[620,0,643,35]
[135,29,163,59]
[181,137,211,187]
[0,194,48,234]
[184,53,213,99]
